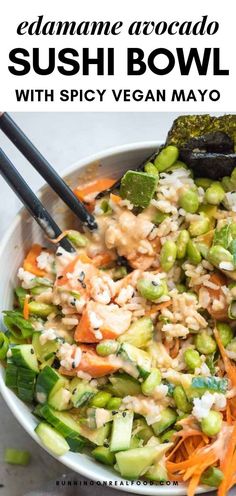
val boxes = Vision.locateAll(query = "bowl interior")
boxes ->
[0,142,209,495]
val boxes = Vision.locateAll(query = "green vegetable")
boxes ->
[66,230,88,247]
[4,448,31,466]
[141,369,162,396]
[90,391,111,408]
[112,266,127,281]
[106,397,122,410]
[110,411,133,452]
[15,287,27,308]
[115,445,168,479]
[160,240,177,272]
[179,189,199,213]
[208,245,233,269]
[100,200,112,215]
[200,466,224,488]
[189,216,211,237]
[152,211,169,225]
[5,359,18,389]
[92,446,115,466]
[0,332,9,359]
[17,367,37,403]
[154,145,179,172]
[226,337,236,356]
[137,278,166,302]
[213,224,231,249]
[3,311,34,340]
[152,408,177,435]
[120,171,158,208]
[195,178,213,190]
[11,344,39,373]
[96,340,120,357]
[160,429,176,443]
[32,332,59,363]
[205,182,225,205]
[35,366,65,404]
[200,410,222,437]
[118,316,153,348]
[187,240,202,264]
[144,162,159,177]
[35,422,70,456]
[195,332,217,355]
[176,283,187,293]
[176,230,190,259]
[222,176,233,192]
[216,322,233,347]
[184,349,201,371]
[107,374,141,397]
[28,302,58,318]
[118,343,151,379]
[228,301,236,319]
[191,376,228,395]
[173,386,191,413]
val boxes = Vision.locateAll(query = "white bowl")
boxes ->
[0,142,210,495]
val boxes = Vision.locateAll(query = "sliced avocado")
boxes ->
[120,171,158,208]
[118,317,153,349]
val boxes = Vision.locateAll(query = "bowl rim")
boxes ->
[0,140,209,495]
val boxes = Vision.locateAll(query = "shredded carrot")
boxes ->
[110,193,121,204]
[23,244,47,277]
[218,423,236,496]
[170,338,180,359]
[23,295,30,320]
[92,251,115,268]
[74,178,116,202]
[149,300,172,314]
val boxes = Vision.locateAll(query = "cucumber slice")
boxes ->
[79,423,110,446]
[132,419,154,443]
[15,287,27,309]
[66,437,86,452]
[110,411,133,452]
[191,376,228,395]
[118,317,153,348]
[115,446,162,479]
[3,311,34,340]
[11,344,39,373]
[35,366,65,404]
[33,404,44,418]
[118,343,151,379]
[28,302,58,318]
[152,408,177,436]
[108,374,141,397]
[32,332,59,363]
[85,408,112,429]
[35,422,70,456]
[69,378,97,407]
[40,404,82,439]
[92,446,115,466]
[17,367,36,403]
[145,459,168,482]
[48,387,71,411]
[5,359,18,389]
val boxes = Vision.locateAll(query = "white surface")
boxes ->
[0,112,223,496]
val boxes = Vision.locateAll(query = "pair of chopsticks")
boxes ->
[0,113,97,253]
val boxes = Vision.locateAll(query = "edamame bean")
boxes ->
[195,178,213,190]
[160,429,176,443]
[216,322,233,347]
[28,302,58,318]
[231,167,236,186]
[205,182,225,205]
[160,241,177,272]
[0,332,9,359]
[66,230,88,247]
[207,245,233,269]
[176,230,190,259]
[166,161,188,172]
[179,189,199,214]
[173,386,192,413]
[96,340,120,357]
[141,369,162,396]
[195,331,217,355]
[198,204,217,219]
[152,211,169,225]
[186,240,202,264]
[200,410,222,437]
[90,391,112,408]
[154,146,179,172]
[200,467,224,488]
[106,397,122,410]
[184,349,201,370]
[221,176,233,192]
[189,216,211,238]
[137,278,166,302]
[144,162,159,177]
[176,283,187,294]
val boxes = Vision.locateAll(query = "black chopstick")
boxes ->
[0,112,97,231]
[0,148,75,253]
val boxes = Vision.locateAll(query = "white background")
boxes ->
[0,0,235,111]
